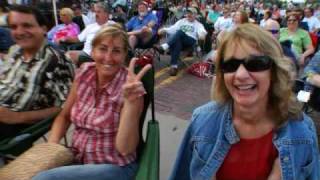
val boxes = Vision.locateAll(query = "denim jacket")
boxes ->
[303,51,320,78]
[170,101,320,180]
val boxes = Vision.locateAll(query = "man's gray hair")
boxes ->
[95,2,110,13]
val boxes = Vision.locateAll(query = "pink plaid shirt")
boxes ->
[70,63,136,165]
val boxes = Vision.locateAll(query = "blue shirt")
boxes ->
[126,12,158,35]
[170,101,320,180]
[304,51,320,78]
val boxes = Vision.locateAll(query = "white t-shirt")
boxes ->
[302,16,320,32]
[86,11,96,24]
[78,20,116,55]
[163,18,207,41]
[214,16,233,33]
[82,14,91,27]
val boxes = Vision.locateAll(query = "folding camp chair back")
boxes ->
[0,114,57,162]
[135,62,160,180]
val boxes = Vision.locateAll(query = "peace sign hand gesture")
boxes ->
[122,58,152,102]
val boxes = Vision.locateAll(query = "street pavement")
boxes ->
[151,54,212,179]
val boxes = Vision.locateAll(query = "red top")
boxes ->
[216,130,278,180]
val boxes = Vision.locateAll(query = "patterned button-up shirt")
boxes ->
[0,41,75,111]
[70,63,136,165]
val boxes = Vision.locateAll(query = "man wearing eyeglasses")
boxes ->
[264,19,297,71]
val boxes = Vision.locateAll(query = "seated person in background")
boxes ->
[0,5,74,139]
[112,0,127,9]
[0,2,9,27]
[279,12,314,67]
[32,24,151,180]
[156,7,207,76]
[47,8,80,46]
[264,19,298,73]
[71,4,90,31]
[0,27,14,54]
[302,7,320,34]
[303,50,320,87]
[86,3,96,25]
[64,2,115,65]
[259,10,271,28]
[206,4,221,27]
[112,4,127,26]
[214,7,233,34]
[126,1,158,50]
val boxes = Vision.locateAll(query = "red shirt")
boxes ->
[216,130,278,180]
[70,63,135,166]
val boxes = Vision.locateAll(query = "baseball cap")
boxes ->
[138,1,149,7]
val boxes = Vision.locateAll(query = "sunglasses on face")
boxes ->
[221,55,273,73]
[267,29,279,34]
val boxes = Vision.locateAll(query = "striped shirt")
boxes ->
[70,63,136,165]
[0,41,75,111]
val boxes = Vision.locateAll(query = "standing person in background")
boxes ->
[170,24,320,180]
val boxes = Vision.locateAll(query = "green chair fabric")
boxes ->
[135,64,160,180]
[0,114,57,157]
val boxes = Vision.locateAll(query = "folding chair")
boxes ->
[0,113,58,162]
[134,35,161,62]
[179,39,203,68]
[135,62,160,180]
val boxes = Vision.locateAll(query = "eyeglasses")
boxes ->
[267,29,279,34]
[221,55,273,73]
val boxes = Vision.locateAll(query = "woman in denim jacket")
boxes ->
[170,24,320,180]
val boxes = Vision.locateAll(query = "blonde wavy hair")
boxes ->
[212,23,301,125]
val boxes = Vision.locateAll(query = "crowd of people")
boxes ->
[0,0,320,179]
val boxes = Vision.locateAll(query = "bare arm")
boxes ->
[267,157,282,180]
[115,58,151,156]
[48,80,78,143]
[300,44,315,66]
[0,106,60,124]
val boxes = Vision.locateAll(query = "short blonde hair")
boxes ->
[60,8,74,18]
[91,23,129,58]
[213,24,301,125]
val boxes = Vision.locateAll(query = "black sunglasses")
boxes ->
[221,55,273,73]
[268,29,279,34]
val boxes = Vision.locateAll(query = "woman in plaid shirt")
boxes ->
[33,24,151,180]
